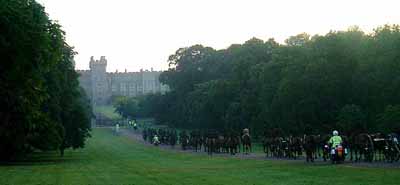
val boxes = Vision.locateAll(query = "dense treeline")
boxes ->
[0,0,92,160]
[113,95,164,120]
[117,26,400,137]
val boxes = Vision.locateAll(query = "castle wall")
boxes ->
[77,70,91,97]
[77,56,168,106]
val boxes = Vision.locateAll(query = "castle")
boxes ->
[77,56,169,106]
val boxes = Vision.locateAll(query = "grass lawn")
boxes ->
[1,128,399,185]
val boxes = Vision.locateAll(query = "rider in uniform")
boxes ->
[153,134,160,145]
[328,130,342,148]
[242,128,250,138]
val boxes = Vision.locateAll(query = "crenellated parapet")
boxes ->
[76,70,91,74]
[89,56,107,69]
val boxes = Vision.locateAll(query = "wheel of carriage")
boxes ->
[353,133,375,162]
[384,133,400,162]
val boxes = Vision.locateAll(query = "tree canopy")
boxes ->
[118,25,400,136]
[0,0,92,160]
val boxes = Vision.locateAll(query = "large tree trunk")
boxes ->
[60,143,66,157]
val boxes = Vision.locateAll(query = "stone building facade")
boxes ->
[77,56,169,105]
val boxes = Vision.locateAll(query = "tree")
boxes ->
[0,0,60,160]
[0,0,92,160]
[285,33,310,46]
[116,25,400,137]
[378,105,400,134]
[337,104,366,135]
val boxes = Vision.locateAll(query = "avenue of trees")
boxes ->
[116,25,400,137]
[0,0,92,160]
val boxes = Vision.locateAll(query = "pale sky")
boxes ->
[37,0,400,72]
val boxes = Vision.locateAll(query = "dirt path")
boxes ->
[119,128,400,168]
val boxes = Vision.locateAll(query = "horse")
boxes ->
[262,137,273,157]
[371,133,387,162]
[169,131,177,148]
[180,132,190,150]
[227,134,240,155]
[205,130,218,155]
[281,137,290,158]
[303,135,318,162]
[317,134,331,161]
[242,134,252,154]
[142,129,148,141]
[385,133,400,162]
[205,137,217,155]
[353,133,374,162]
[271,137,284,158]
[189,131,202,152]
[216,135,225,153]
[289,136,303,159]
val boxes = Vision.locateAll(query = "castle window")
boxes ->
[111,85,117,92]
[120,83,126,92]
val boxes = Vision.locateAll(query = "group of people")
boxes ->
[262,130,400,163]
[138,126,399,163]
[141,128,251,155]
[128,120,138,130]
[142,128,178,146]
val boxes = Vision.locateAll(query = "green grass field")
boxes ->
[1,128,399,185]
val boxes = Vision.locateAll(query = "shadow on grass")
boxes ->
[0,151,87,166]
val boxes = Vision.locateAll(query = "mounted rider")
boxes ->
[329,130,346,163]
[153,134,160,145]
[242,128,252,154]
[328,130,342,148]
[242,128,250,138]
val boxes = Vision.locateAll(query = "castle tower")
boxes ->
[90,56,110,105]
[76,56,169,107]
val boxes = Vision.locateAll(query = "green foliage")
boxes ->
[0,0,91,160]
[378,105,400,134]
[126,25,400,136]
[93,105,122,120]
[113,96,139,119]
[337,104,366,135]
[113,94,167,122]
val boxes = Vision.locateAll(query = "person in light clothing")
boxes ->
[329,130,342,148]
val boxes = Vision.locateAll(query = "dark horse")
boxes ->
[205,130,218,155]
[385,133,400,162]
[353,133,374,162]
[227,134,240,155]
[289,136,303,159]
[262,137,272,157]
[191,133,202,152]
[303,135,318,162]
[242,134,252,154]
[205,137,216,155]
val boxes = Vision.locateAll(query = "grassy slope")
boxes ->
[0,129,399,185]
[94,105,122,119]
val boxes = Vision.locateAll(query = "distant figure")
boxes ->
[133,123,138,130]
[243,128,250,136]
[242,128,252,154]
[115,124,120,134]
[329,130,344,164]
[329,130,342,148]
[153,135,160,146]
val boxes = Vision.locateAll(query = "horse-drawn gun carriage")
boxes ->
[384,133,400,162]
[138,126,400,165]
[370,133,400,162]
[350,133,400,163]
